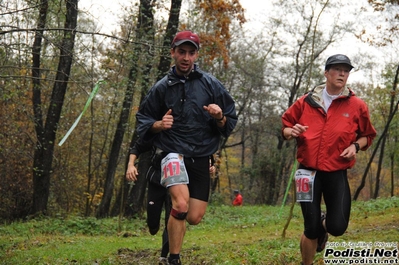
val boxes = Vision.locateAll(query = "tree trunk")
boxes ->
[373,134,387,198]
[122,0,183,218]
[354,65,399,200]
[97,0,156,218]
[31,0,49,215]
[374,65,399,198]
[390,151,395,197]
[32,0,78,215]
[156,0,182,80]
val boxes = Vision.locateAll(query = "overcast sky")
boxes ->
[79,0,398,84]
[79,0,272,34]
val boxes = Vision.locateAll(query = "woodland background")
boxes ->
[1,0,399,222]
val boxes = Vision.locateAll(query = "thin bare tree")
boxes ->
[32,0,78,215]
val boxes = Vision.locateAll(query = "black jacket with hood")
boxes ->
[136,65,237,157]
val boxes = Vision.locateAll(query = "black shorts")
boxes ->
[183,156,210,202]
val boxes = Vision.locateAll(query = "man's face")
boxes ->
[171,43,198,76]
[324,64,351,89]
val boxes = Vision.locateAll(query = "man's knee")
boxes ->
[327,223,348,237]
[186,198,207,225]
[186,213,204,225]
[170,208,187,220]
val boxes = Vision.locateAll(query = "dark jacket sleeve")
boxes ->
[136,77,168,142]
[212,77,237,138]
[129,138,153,157]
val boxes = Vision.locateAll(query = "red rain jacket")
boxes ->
[282,85,376,172]
[233,194,243,206]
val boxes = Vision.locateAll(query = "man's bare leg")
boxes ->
[167,213,186,255]
[168,184,189,256]
[300,234,317,265]
[186,198,207,225]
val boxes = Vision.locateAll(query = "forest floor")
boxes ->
[0,197,398,264]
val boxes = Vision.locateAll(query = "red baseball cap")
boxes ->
[171,30,200,50]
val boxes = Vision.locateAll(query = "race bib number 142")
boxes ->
[295,169,316,202]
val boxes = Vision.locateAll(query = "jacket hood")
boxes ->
[306,84,354,109]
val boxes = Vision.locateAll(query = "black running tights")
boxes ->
[300,168,351,239]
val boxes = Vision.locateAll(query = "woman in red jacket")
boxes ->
[281,54,376,265]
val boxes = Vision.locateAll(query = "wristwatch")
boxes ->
[352,142,360,153]
[216,114,225,123]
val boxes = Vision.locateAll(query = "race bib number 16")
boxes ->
[160,153,189,188]
[295,169,316,202]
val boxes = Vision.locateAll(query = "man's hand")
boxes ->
[160,109,173,130]
[126,163,139,182]
[203,104,223,120]
[151,109,173,133]
[209,165,216,174]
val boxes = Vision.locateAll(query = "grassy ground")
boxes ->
[0,197,398,265]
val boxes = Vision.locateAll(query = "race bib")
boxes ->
[160,153,189,188]
[295,169,316,202]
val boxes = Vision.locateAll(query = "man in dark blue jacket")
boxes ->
[136,30,237,265]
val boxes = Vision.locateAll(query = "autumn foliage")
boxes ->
[194,0,246,68]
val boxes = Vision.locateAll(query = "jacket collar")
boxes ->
[167,64,203,86]
[306,84,354,108]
